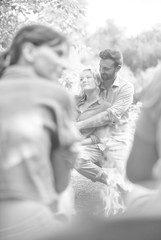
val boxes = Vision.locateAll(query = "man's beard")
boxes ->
[101,73,111,81]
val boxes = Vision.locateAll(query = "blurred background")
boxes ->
[1,0,161,100]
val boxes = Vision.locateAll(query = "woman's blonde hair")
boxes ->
[76,67,103,106]
[81,67,102,89]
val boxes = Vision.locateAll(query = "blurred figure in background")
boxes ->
[0,24,80,240]
[126,64,161,214]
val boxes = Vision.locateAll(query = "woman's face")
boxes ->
[80,70,97,92]
[32,42,69,80]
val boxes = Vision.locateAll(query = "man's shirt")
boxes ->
[98,75,134,143]
[101,75,134,126]
[76,75,134,148]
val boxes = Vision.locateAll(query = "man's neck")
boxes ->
[86,89,98,102]
[103,77,115,90]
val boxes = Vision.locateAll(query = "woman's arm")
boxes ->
[81,138,92,145]
[81,134,101,145]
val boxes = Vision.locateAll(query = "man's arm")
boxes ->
[77,83,134,130]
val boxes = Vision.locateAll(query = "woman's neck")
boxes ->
[85,89,99,102]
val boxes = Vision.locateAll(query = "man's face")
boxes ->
[99,58,116,81]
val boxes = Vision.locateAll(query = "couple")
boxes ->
[74,49,134,215]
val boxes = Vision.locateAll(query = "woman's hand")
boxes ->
[75,121,82,130]
[80,138,92,145]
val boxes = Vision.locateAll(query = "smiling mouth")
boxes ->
[101,73,107,77]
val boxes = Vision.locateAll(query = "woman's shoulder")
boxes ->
[74,94,86,107]
[97,96,111,108]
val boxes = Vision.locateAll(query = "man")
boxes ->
[77,49,134,184]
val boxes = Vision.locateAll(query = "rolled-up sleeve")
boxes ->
[107,83,134,123]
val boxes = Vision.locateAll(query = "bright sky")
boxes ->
[86,0,161,36]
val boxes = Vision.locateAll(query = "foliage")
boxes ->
[60,69,81,94]
[0,0,38,50]
[134,62,161,101]
[122,26,161,73]
[86,19,124,57]
[86,20,161,74]
[37,0,87,49]
[0,0,87,50]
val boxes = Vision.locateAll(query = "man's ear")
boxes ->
[115,65,121,72]
[21,42,36,63]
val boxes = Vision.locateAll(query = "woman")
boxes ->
[0,24,80,239]
[75,68,111,185]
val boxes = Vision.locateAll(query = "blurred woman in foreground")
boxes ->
[0,24,80,240]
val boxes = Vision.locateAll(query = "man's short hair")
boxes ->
[99,49,123,67]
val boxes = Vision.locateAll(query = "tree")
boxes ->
[0,0,87,51]
[120,24,161,73]
[86,20,125,52]
[85,19,126,65]
[86,20,161,74]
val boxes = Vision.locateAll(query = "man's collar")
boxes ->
[112,75,120,88]
[100,75,120,91]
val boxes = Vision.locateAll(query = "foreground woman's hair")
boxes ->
[0,24,68,77]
